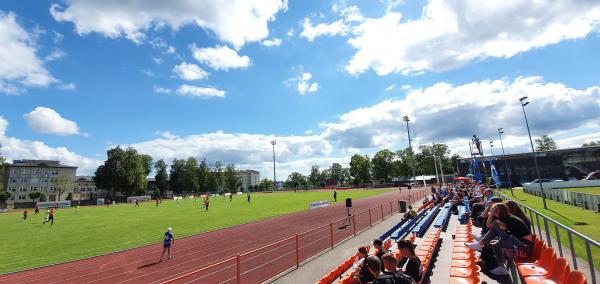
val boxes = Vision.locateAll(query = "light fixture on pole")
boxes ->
[489,141,495,157]
[498,128,513,196]
[403,115,417,194]
[271,140,277,189]
[519,96,548,209]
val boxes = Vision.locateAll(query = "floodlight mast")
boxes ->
[519,97,548,209]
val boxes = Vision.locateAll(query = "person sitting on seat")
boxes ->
[370,255,416,284]
[381,253,399,274]
[466,203,533,275]
[350,246,370,284]
[396,239,422,282]
[373,239,385,260]
[402,206,417,222]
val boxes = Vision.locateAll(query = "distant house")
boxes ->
[2,160,76,204]
[236,170,260,191]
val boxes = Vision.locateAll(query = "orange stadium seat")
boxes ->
[565,270,587,284]
[517,247,557,277]
[523,257,569,284]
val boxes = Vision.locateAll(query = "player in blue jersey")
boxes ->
[160,228,174,261]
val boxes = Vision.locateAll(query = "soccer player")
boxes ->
[229,194,233,202]
[204,198,210,211]
[23,209,28,220]
[247,193,251,203]
[135,199,139,207]
[333,190,337,202]
[75,204,80,215]
[160,228,174,261]
[34,204,40,215]
[43,208,55,225]
[156,198,159,207]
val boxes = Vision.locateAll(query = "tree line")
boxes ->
[94,146,243,197]
[283,144,461,188]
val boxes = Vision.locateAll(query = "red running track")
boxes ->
[0,188,426,284]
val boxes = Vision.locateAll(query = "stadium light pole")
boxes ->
[519,96,548,209]
[271,140,277,190]
[403,116,417,191]
[498,128,514,196]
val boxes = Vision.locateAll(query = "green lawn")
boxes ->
[560,186,600,195]
[0,189,391,274]
[498,188,600,270]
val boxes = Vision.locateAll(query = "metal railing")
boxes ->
[158,189,427,284]
[497,191,600,284]
[523,186,600,212]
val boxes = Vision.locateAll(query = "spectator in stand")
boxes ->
[381,253,399,274]
[352,246,376,284]
[505,201,531,230]
[466,203,533,275]
[373,239,385,260]
[478,197,503,235]
[396,239,422,282]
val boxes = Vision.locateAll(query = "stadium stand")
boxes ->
[433,203,452,231]
[412,205,440,237]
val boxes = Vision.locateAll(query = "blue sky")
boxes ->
[1,0,600,178]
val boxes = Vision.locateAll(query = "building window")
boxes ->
[11,178,17,183]
[50,178,58,182]
[11,169,19,175]
[9,187,16,192]
[21,169,30,174]
[31,187,37,191]
[19,187,27,192]
[18,195,27,200]
[20,177,28,183]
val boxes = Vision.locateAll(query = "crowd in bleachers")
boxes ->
[319,180,588,284]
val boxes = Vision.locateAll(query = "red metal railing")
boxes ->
[160,189,426,284]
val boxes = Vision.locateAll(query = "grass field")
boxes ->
[499,188,600,270]
[561,186,600,195]
[0,189,391,274]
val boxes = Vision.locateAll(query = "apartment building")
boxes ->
[2,160,77,204]
[236,170,260,191]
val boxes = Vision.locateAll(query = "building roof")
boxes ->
[459,145,600,162]
[75,176,94,181]
[236,170,260,174]
[9,159,77,169]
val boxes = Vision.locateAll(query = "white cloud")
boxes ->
[346,0,600,75]
[129,131,334,178]
[172,62,209,81]
[384,84,396,91]
[191,45,251,71]
[261,38,282,47]
[0,116,101,174]
[300,18,348,41]
[140,69,154,77]
[153,85,172,94]
[50,0,287,48]
[176,84,225,98]
[23,107,81,136]
[0,11,56,95]
[321,76,600,151]
[287,28,294,37]
[286,71,319,95]
[44,49,66,62]
[58,82,76,90]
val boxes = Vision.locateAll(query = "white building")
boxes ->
[236,170,260,191]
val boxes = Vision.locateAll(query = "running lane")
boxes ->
[0,188,425,284]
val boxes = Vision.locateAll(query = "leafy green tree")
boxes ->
[214,161,224,193]
[66,192,73,201]
[39,193,46,202]
[372,149,396,182]
[169,159,186,193]
[259,178,274,190]
[154,159,169,195]
[94,146,149,197]
[0,144,4,192]
[582,141,600,147]
[309,165,322,186]
[349,154,372,185]
[340,168,351,185]
[223,164,239,193]
[206,171,219,193]
[152,188,161,199]
[0,191,10,208]
[535,135,557,151]
[395,148,415,178]
[197,159,209,192]
[28,192,42,202]
[55,174,75,201]
[286,172,307,188]
[183,158,199,193]
[328,163,343,185]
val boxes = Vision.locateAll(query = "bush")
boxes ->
[66,193,73,201]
